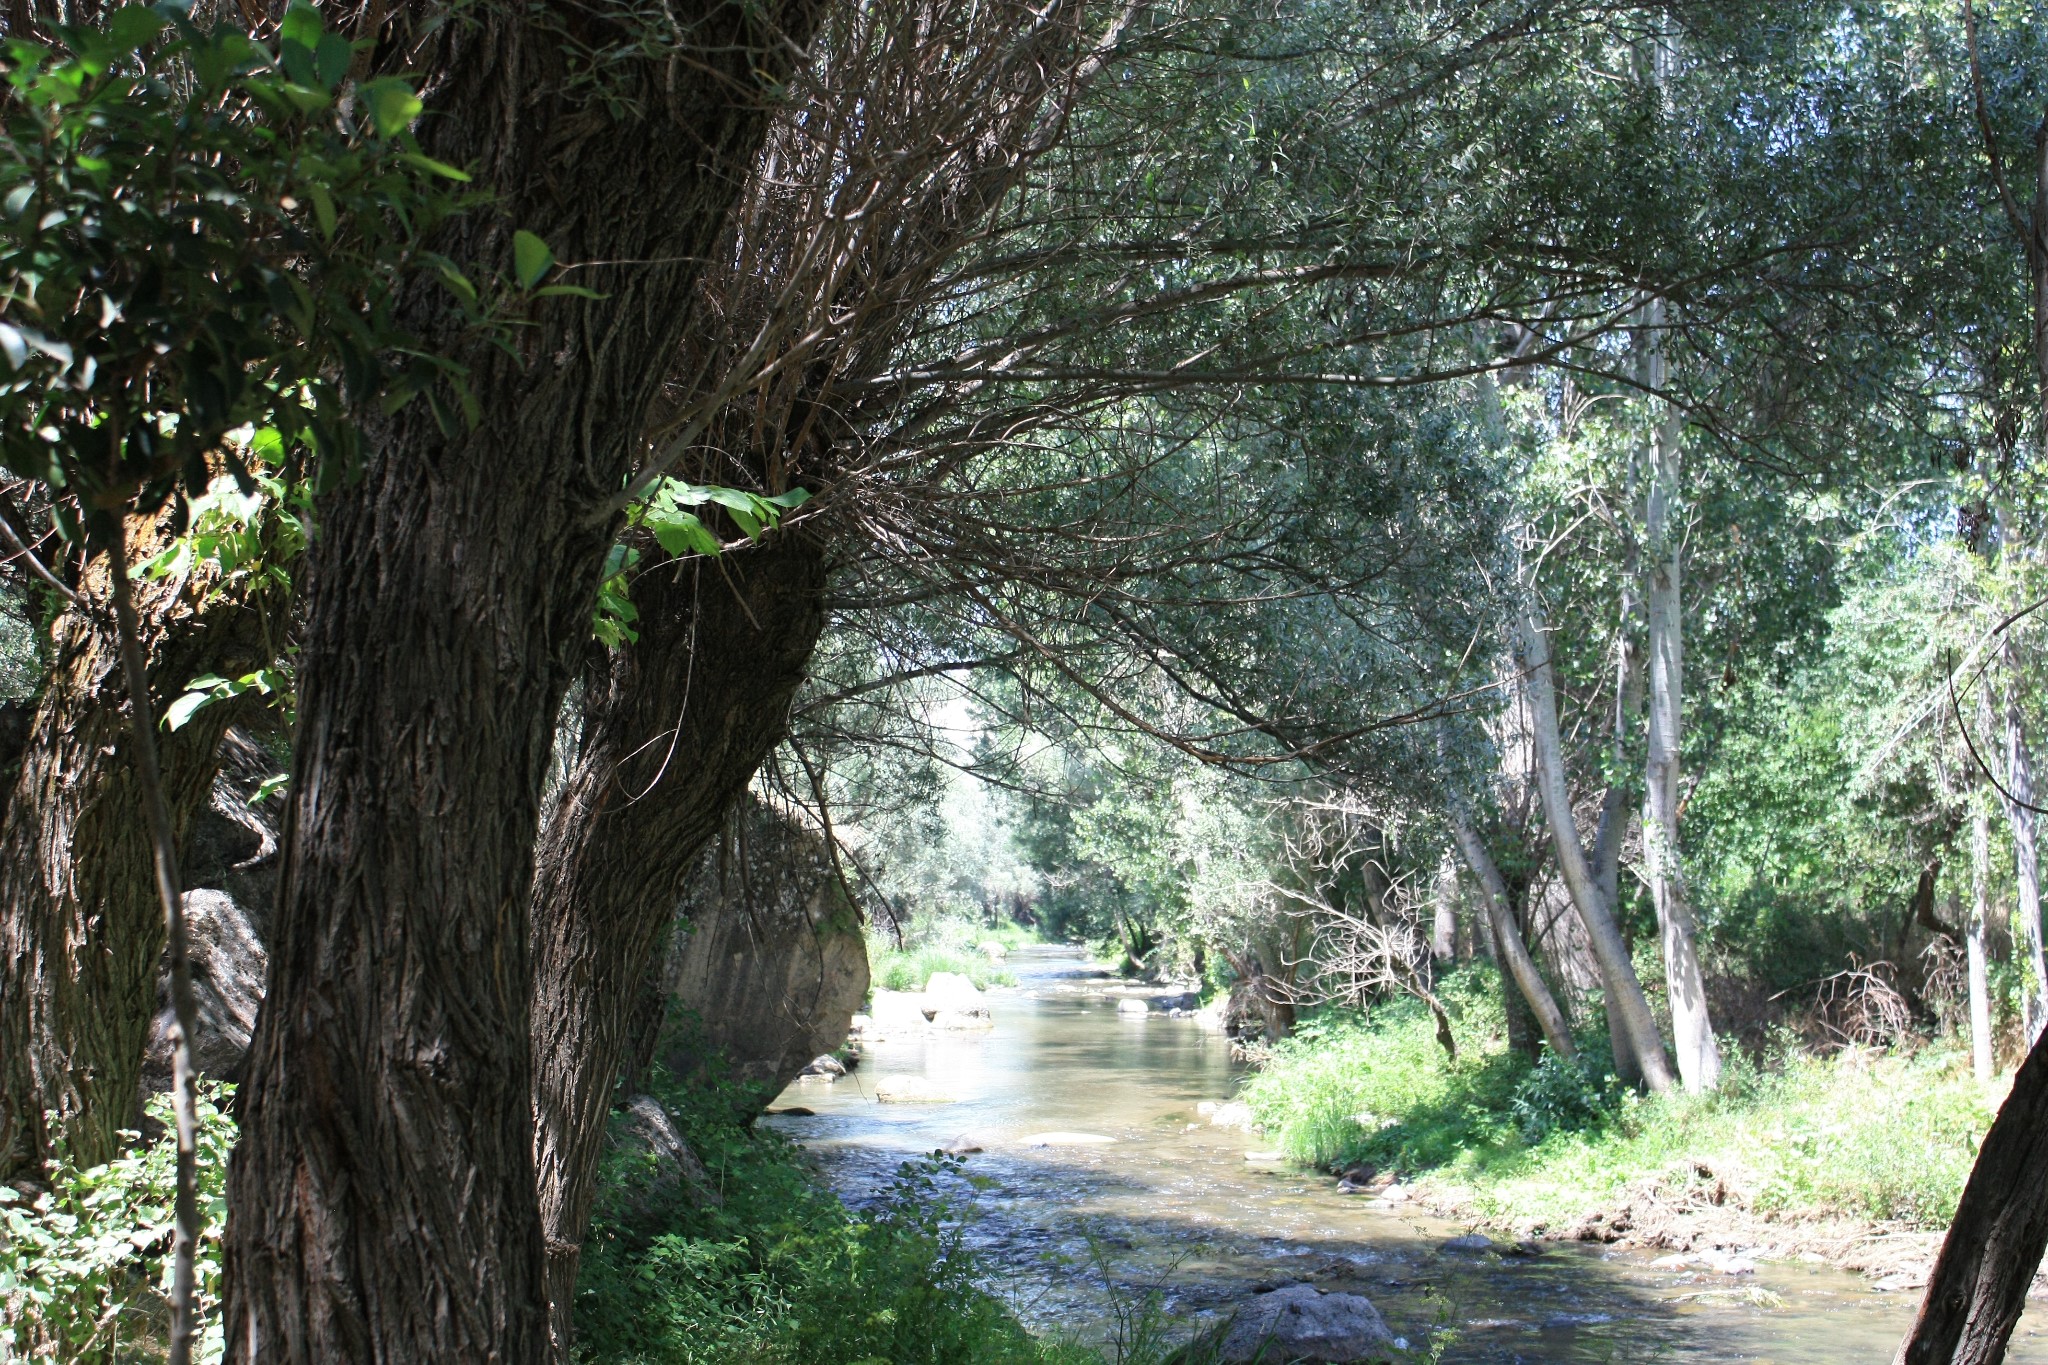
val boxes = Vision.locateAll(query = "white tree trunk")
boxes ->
[2004,653,2048,1042]
[1448,798,1577,1060]
[1519,602,1673,1090]
[1639,298,1722,1093]
[1431,850,1458,963]
[1969,805,1994,1081]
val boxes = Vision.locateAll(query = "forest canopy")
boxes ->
[3,0,2048,1363]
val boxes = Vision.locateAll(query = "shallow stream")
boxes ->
[765,946,2048,1363]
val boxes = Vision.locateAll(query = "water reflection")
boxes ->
[768,946,2047,1363]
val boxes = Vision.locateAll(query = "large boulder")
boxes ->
[1213,1285,1398,1363]
[650,796,870,1107]
[143,888,267,1088]
[923,971,993,1029]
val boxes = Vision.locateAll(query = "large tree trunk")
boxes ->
[0,523,277,1178]
[1894,1023,2048,1365]
[530,534,826,1359]
[1639,299,1722,1093]
[1449,799,1576,1061]
[1519,603,1674,1091]
[221,5,826,1360]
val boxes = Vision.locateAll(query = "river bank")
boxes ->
[1237,971,2005,1293]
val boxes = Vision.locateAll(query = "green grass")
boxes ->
[1239,966,1999,1235]
[867,915,1044,992]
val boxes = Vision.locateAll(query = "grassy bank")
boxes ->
[867,916,1046,992]
[1239,968,1997,1263]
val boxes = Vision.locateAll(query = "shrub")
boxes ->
[573,1069,1085,1365]
[0,1086,234,1364]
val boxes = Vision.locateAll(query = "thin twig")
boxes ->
[101,512,202,1365]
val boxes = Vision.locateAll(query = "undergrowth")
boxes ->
[573,1066,1092,1365]
[1,1086,234,1364]
[1240,966,1998,1234]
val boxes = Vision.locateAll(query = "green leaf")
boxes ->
[361,78,422,138]
[762,487,812,509]
[397,151,471,182]
[278,4,323,50]
[105,6,166,53]
[512,230,554,289]
[314,32,352,89]
[533,283,606,300]
[163,690,214,732]
[308,184,336,240]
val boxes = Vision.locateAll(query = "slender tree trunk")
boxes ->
[1640,307,1722,1092]
[100,516,204,1365]
[1431,850,1458,963]
[1519,603,1674,1091]
[1449,800,1576,1060]
[0,520,277,1178]
[1971,801,1996,1081]
[222,6,826,1360]
[2002,655,2047,1042]
[531,535,826,1360]
[1895,1021,2048,1365]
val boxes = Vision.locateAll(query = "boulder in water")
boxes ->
[1117,997,1150,1016]
[869,989,932,1030]
[799,1053,846,1078]
[1213,1284,1397,1363]
[924,971,985,1009]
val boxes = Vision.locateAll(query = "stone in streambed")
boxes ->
[1118,997,1151,1016]
[1211,1284,1398,1363]
[875,1076,957,1104]
[799,1053,846,1078]
[945,1134,986,1155]
[1439,1233,1493,1254]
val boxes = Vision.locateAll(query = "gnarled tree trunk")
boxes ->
[0,524,277,1178]
[222,4,826,1359]
[529,534,826,1359]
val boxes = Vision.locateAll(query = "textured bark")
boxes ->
[1449,800,1576,1061]
[1895,1022,2048,1365]
[0,523,276,1179]
[1519,603,1674,1091]
[530,535,826,1359]
[222,4,826,1359]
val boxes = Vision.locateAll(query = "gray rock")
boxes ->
[613,1093,722,1210]
[1215,1284,1398,1363]
[650,796,870,1110]
[144,888,267,1088]
[1440,1233,1494,1254]
[800,1053,847,1078]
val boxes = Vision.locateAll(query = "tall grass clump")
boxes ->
[1242,969,1997,1235]
[573,1068,1089,1365]
[868,914,1040,992]
[1240,968,1533,1171]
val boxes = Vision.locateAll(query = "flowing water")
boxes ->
[765,946,2048,1363]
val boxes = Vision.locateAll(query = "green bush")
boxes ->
[573,1069,1087,1365]
[0,1086,234,1364]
